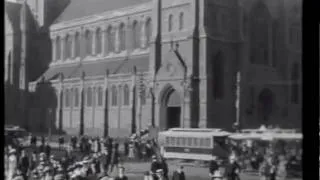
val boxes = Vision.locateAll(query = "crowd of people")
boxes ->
[4,132,301,180]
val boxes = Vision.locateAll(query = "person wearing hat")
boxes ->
[150,155,161,174]
[18,149,29,180]
[224,155,241,180]
[172,166,185,180]
[209,156,219,179]
[211,169,223,180]
[8,148,18,180]
[114,166,128,180]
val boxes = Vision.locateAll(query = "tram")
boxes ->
[158,128,231,161]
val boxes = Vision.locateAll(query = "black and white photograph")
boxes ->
[4,0,305,179]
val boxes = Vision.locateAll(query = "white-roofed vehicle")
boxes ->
[158,128,231,161]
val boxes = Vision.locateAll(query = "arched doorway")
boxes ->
[258,88,274,124]
[159,86,181,130]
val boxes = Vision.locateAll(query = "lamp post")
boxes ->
[182,77,192,128]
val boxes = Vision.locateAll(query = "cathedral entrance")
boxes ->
[166,90,181,129]
[159,85,181,130]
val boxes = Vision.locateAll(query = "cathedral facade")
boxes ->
[24,0,301,137]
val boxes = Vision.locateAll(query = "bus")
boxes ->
[158,128,231,161]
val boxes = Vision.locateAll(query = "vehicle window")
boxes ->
[200,138,204,147]
[177,137,181,146]
[170,137,176,146]
[193,138,199,147]
[205,138,211,147]
[166,137,170,145]
[187,138,192,147]
[182,137,186,147]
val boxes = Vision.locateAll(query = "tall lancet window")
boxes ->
[75,32,80,57]
[87,87,92,107]
[111,85,118,106]
[119,23,126,51]
[65,89,69,107]
[168,14,173,32]
[56,36,61,60]
[97,87,103,106]
[85,30,93,55]
[96,28,102,54]
[212,52,225,100]
[145,18,152,47]
[123,84,130,105]
[291,63,300,104]
[179,12,184,30]
[107,26,114,53]
[74,88,79,107]
[65,35,72,59]
[132,21,140,49]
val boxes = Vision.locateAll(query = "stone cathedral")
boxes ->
[6,0,302,137]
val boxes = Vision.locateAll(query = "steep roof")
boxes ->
[41,55,149,81]
[54,0,151,23]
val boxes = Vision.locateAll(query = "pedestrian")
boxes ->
[209,156,219,178]
[8,148,18,180]
[259,157,272,180]
[276,155,287,180]
[109,143,119,173]
[45,142,52,158]
[18,149,29,180]
[172,166,185,180]
[43,166,54,180]
[128,142,134,159]
[150,155,161,180]
[161,157,169,180]
[30,151,38,172]
[115,166,128,180]
[41,136,46,146]
[54,166,66,180]
[59,136,64,150]
[224,155,241,180]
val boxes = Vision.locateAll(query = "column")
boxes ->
[79,72,85,136]
[80,30,86,60]
[60,35,66,62]
[130,67,137,134]
[103,70,109,137]
[52,38,56,62]
[92,28,97,55]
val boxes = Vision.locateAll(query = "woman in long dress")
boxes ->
[7,149,18,180]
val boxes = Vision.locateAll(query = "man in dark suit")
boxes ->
[209,156,219,177]
[172,166,185,180]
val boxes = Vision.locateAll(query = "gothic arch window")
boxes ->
[249,2,270,65]
[56,36,61,60]
[168,14,173,32]
[85,30,93,55]
[96,28,102,55]
[74,88,79,107]
[92,87,96,107]
[97,86,103,106]
[179,12,184,30]
[118,23,125,51]
[75,32,80,57]
[69,89,73,107]
[132,21,140,49]
[65,89,69,107]
[65,35,72,59]
[145,18,152,47]
[123,84,130,105]
[107,26,114,53]
[111,85,118,106]
[291,63,300,104]
[87,87,92,106]
[212,52,224,99]
[140,84,146,105]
